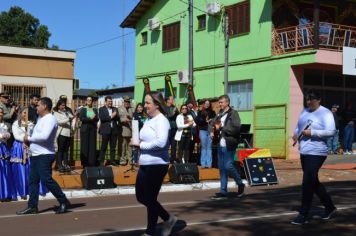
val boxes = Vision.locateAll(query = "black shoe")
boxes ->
[291,214,308,225]
[16,207,38,215]
[211,193,228,200]
[55,199,71,214]
[237,183,245,197]
[321,207,337,220]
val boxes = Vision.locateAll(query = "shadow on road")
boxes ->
[90,181,356,235]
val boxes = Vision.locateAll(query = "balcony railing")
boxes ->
[272,22,356,55]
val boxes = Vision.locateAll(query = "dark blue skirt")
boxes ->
[0,147,17,200]
[0,142,10,159]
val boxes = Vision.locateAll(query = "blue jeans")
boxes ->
[300,155,335,215]
[218,146,242,195]
[343,124,354,152]
[28,154,66,208]
[327,129,339,153]
[199,130,212,168]
[135,165,170,235]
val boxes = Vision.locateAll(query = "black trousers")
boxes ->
[57,135,71,166]
[178,135,191,163]
[299,154,335,215]
[80,127,97,167]
[99,133,118,162]
[135,165,170,235]
[168,129,177,163]
[28,155,66,208]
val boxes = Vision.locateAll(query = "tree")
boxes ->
[0,6,52,48]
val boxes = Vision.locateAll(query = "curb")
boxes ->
[35,180,248,201]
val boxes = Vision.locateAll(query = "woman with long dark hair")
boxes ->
[134,92,177,236]
[79,96,98,167]
[175,104,196,163]
[53,99,74,172]
[133,103,146,131]
[196,99,216,168]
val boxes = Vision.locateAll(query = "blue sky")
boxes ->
[1,0,139,89]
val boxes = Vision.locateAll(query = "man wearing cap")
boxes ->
[327,104,340,155]
[0,92,17,131]
[118,96,133,165]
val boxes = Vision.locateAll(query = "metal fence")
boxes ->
[273,22,356,55]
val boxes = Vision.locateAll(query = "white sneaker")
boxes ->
[161,215,178,236]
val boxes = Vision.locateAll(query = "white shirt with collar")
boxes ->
[29,113,58,156]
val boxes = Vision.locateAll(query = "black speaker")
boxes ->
[81,167,115,190]
[168,163,199,184]
[243,157,278,186]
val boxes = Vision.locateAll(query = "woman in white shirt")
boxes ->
[291,90,336,225]
[134,92,177,236]
[53,99,74,172]
[174,104,196,163]
[11,107,48,199]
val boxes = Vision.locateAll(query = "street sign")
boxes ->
[343,47,356,76]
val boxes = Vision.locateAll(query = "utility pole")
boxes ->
[121,0,126,87]
[224,13,229,94]
[188,0,194,85]
[313,0,320,49]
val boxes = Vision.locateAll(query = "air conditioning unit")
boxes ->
[148,17,160,31]
[177,70,189,84]
[206,2,221,16]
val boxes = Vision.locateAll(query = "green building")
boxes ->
[121,0,356,159]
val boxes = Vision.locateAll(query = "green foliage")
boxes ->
[0,6,52,48]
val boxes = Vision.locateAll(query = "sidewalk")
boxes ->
[33,155,356,202]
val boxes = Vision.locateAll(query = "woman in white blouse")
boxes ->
[11,107,47,199]
[174,104,196,163]
[134,92,177,236]
[53,99,74,172]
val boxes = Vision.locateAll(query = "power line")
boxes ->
[73,31,135,51]
[73,10,186,51]
[178,0,207,14]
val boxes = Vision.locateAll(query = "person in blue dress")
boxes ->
[11,107,48,199]
[0,107,16,201]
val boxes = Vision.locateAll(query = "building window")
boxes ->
[197,15,206,30]
[141,31,148,45]
[225,0,250,36]
[162,22,180,51]
[2,84,43,106]
[228,80,253,110]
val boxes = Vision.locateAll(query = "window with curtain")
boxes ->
[228,80,253,110]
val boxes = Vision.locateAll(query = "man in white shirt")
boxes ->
[17,97,70,215]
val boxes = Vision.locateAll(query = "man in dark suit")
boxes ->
[99,96,120,166]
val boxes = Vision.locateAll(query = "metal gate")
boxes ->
[253,104,287,159]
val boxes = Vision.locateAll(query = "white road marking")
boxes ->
[72,205,356,236]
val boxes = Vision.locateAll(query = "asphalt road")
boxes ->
[1,180,356,236]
